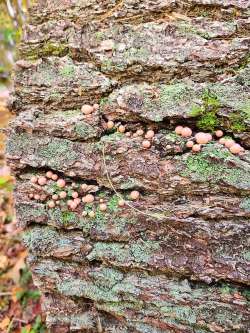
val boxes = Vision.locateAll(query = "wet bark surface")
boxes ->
[6,0,250,332]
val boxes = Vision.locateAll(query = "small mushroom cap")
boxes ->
[52,194,59,200]
[81,104,94,115]
[99,203,107,211]
[219,138,226,144]
[31,176,38,184]
[181,127,192,138]
[46,171,53,179]
[192,144,201,152]
[107,120,114,129]
[224,139,235,148]
[72,191,79,199]
[145,130,155,139]
[142,140,151,148]
[118,199,125,207]
[59,191,67,199]
[81,184,88,191]
[175,126,183,135]
[83,194,95,203]
[136,129,144,136]
[38,176,47,186]
[130,190,140,200]
[70,202,78,210]
[74,198,81,205]
[34,194,40,200]
[57,179,66,188]
[52,174,58,181]
[215,130,224,138]
[118,125,126,133]
[229,143,243,154]
[48,200,55,208]
[195,132,210,144]
[186,141,194,148]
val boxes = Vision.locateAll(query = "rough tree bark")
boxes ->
[6,0,250,332]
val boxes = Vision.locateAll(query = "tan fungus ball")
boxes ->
[48,200,55,208]
[118,125,126,133]
[81,104,94,115]
[31,176,38,184]
[215,130,223,138]
[230,144,243,154]
[175,126,183,135]
[186,141,194,148]
[46,171,53,179]
[57,179,66,188]
[181,127,192,138]
[224,139,235,148]
[107,121,114,129]
[145,130,155,139]
[142,140,151,149]
[192,144,201,152]
[59,191,67,199]
[99,203,107,211]
[130,190,140,200]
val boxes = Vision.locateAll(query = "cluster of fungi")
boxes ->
[29,171,140,216]
[175,125,244,154]
[29,104,245,214]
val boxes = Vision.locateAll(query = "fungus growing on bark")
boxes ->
[59,191,67,199]
[175,126,183,135]
[145,130,154,139]
[230,144,243,154]
[34,194,40,200]
[192,144,201,152]
[107,121,114,129]
[215,130,223,138]
[51,174,58,181]
[118,199,125,207]
[83,194,95,203]
[142,140,151,148]
[48,200,55,208]
[195,132,211,144]
[46,171,53,179]
[137,129,144,136]
[224,139,235,148]
[99,203,107,211]
[57,179,66,188]
[38,176,47,186]
[219,138,226,144]
[186,141,194,148]
[130,191,140,200]
[31,176,38,184]
[81,104,94,115]
[72,192,79,199]
[181,127,192,137]
[118,125,126,133]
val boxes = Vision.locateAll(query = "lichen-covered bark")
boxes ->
[7,0,250,332]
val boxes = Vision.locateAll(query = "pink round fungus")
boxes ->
[181,127,192,138]
[130,190,140,200]
[52,174,58,181]
[52,194,59,200]
[145,130,155,139]
[118,199,125,207]
[107,120,114,129]
[46,171,53,179]
[192,144,201,152]
[83,194,95,203]
[195,132,209,144]
[142,140,151,149]
[230,144,243,154]
[57,179,66,188]
[136,129,144,136]
[59,191,67,199]
[186,141,194,148]
[38,176,47,186]
[175,126,183,135]
[72,191,79,199]
[219,138,226,145]
[118,125,126,133]
[99,203,107,211]
[31,176,38,184]
[81,104,94,115]
[48,200,55,209]
[215,130,223,138]
[224,139,235,148]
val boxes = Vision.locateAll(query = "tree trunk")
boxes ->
[6,1,250,332]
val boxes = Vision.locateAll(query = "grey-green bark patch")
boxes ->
[182,143,250,189]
